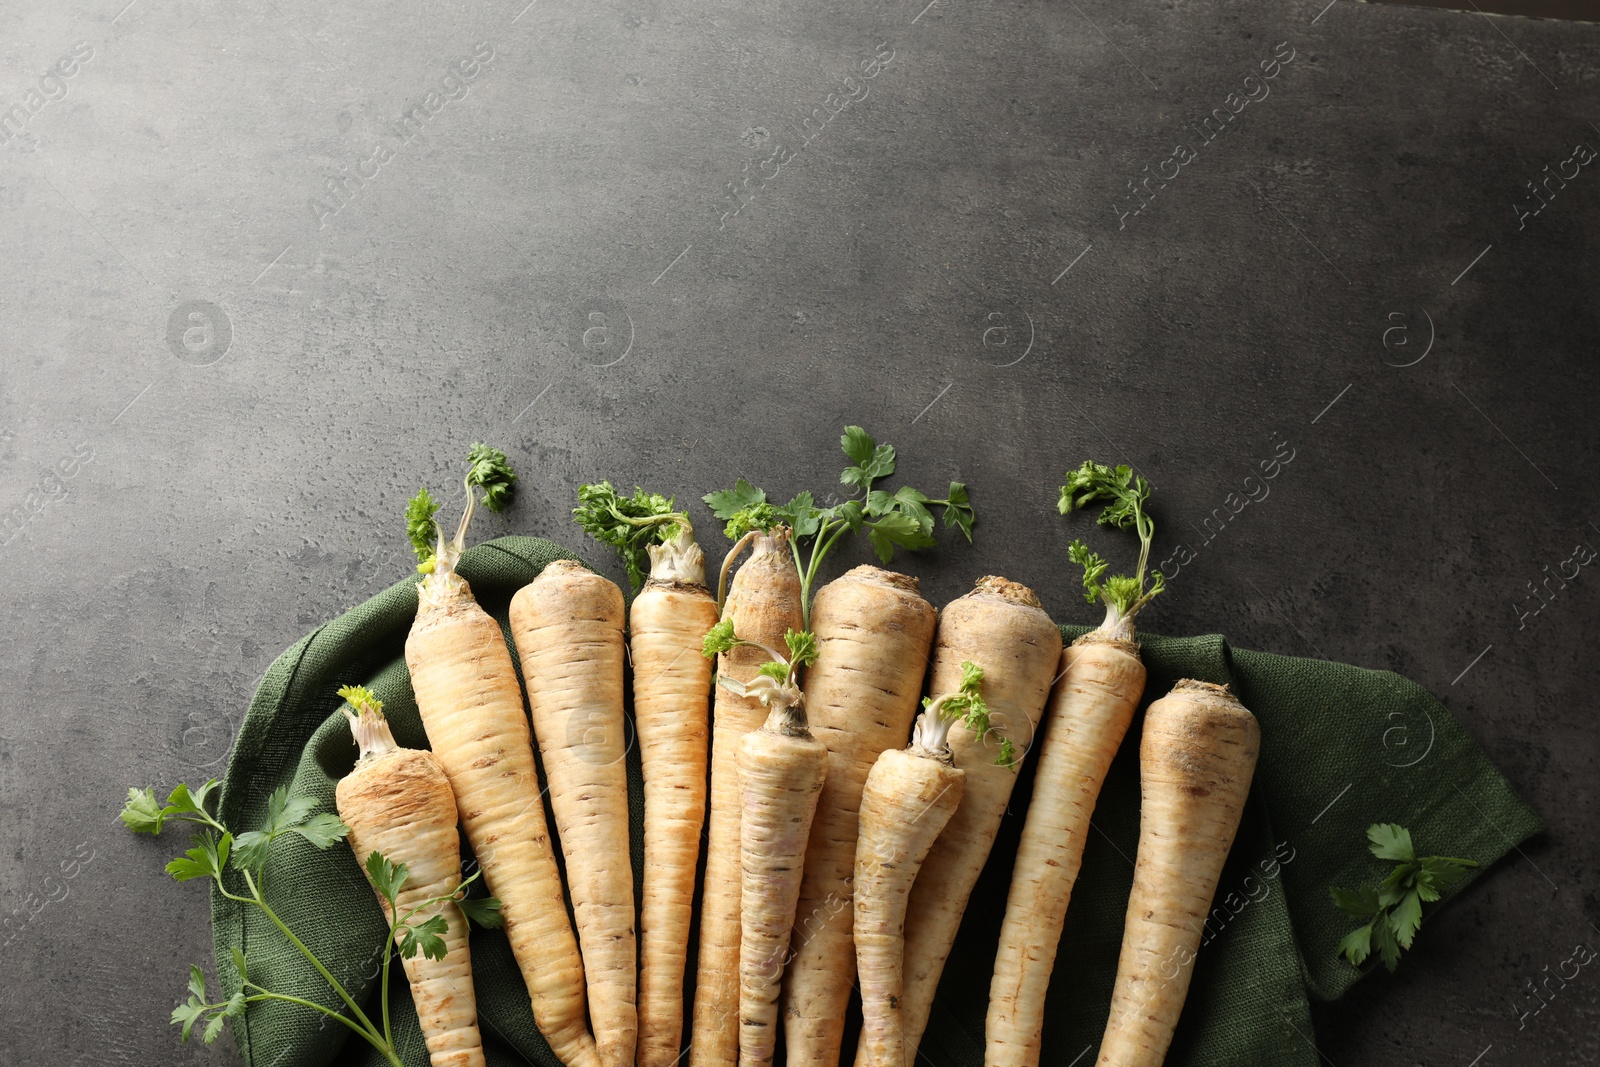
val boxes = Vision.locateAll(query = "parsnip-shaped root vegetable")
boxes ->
[511,560,636,1067]
[865,577,1061,1066]
[1094,680,1260,1067]
[570,481,720,1067]
[782,566,936,1067]
[854,664,993,1067]
[405,448,600,1067]
[335,686,488,1067]
[698,623,827,1067]
[988,462,1163,1067]
[690,529,804,1067]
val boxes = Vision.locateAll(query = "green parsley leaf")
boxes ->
[704,479,766,521]
[1337,922,1374,967]
[120,787,167,834]
[756,661,791,683]
[232,787,324,870]
[231,947,248,985]
[1388,890,1424,949]
[399,914,450,961]
[840,426,876,466]
[701,618,739,659]
[366,851,408,909]
[941,482,975,541]
[458,895,504,929]
[466,444,517,513]
[1329,884,1381,920]
[1332,823,1478,972]
[203,1010,229,1044]
[166,832,231,883]
[994,736,1018,770]
[1067,540,1109,605]
[781,492,822,537]
[1367,823,1415,863]
[406,487,441,566]
[188,964,207,1002]
[165,781,218,818]
[572,481,686,591]
[784,629,818,671]
[866,510,934,564]
[290,813,351,850]
[172,995,208,1042]
[1058,462,1160,623]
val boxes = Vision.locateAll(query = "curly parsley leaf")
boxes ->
[406,487,441,568]
[1059,461,1160,622]
[466,444,517,513]
[701,618,740,659]
[573,481,687,591]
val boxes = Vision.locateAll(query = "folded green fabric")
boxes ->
[210,536,1541,1067]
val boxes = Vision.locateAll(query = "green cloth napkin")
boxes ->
[211,536,1541,1067]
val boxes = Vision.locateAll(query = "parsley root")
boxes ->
[574,484,719,1067]
[863,576,1062,1067]
[853,664,993,1067]
[988,463,1162,1067]
[511,560,637,1067]
[405,448,600,1067]
[335,685,491,1067]
[1094,680,1260,1067]
[689,529,804,1067]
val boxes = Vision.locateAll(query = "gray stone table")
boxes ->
[0,0,1594,1063]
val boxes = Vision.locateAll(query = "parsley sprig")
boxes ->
[1059,461,1163,635]
[1330,823,1478,972]
[913,661,1010,765]
[121,780,501,1061]
[572,481,692,592]
[704,426,974,628]
[408,444,517,574]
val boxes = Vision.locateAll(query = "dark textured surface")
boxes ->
[0,0,1595,1064]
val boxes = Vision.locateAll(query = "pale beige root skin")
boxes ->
[510,559,637,1067]
[853,748,964,1067]
[1094,680,1260,1067]
[690,532,804,1067]
[737,722,829,1067]
[338,746,487,1067]
[986,636,1147,1067]
[406,580,599,1067]
[858,576,1062,1067]
[782,566,936,1067]
[631,573,719,1067]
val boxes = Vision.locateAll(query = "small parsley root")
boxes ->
[689,529,805,1067]
[853,664,995,1067]
[988,462,1162,1067]
[1093,680,1260,1067]
[574,483,718,1067]
[335,685,499,1067]
[405,447,601,1067]
[510,559,637,1067]
[859,577,1063,1067]
[700,623,828,1067]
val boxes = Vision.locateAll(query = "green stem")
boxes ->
[798,518,851,630]
[241,870,383,1041]
[380,922,397,1049]
[239,989,396,1059]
